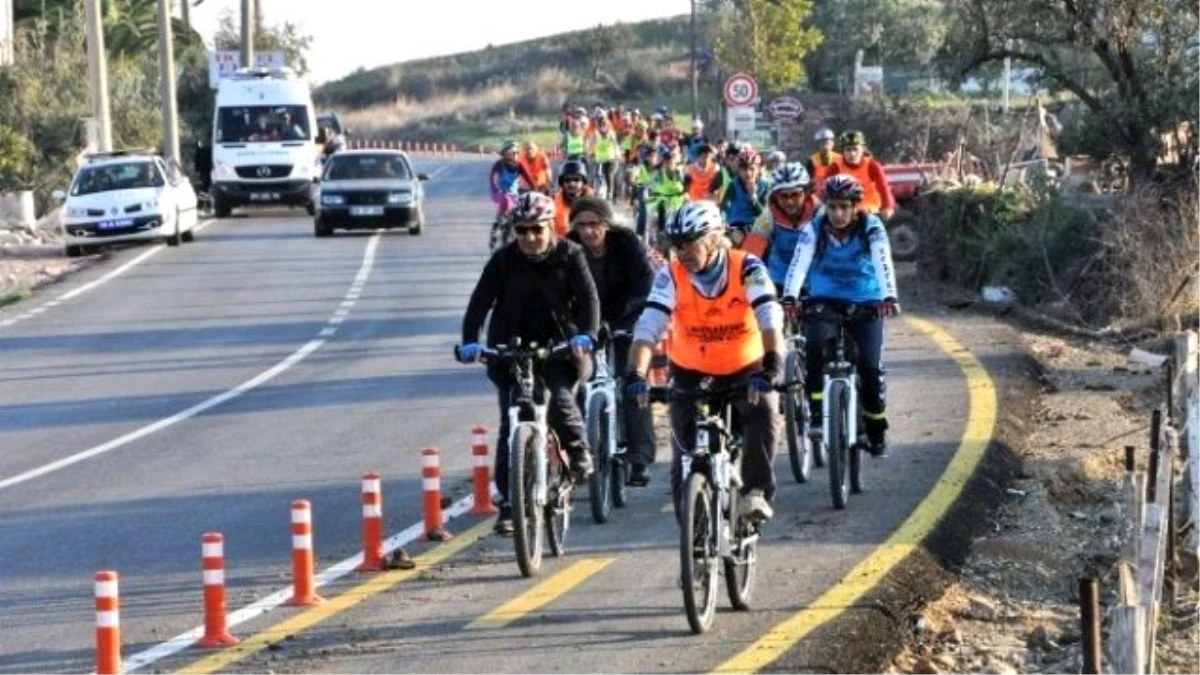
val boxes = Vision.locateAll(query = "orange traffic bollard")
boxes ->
[285,500,325,606]
[198,533,239,647]
[469,427,498,515]
[94,571,121,674]
[422,447,453,541]
[357,472,385,572]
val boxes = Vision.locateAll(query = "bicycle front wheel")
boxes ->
[546,439,570,558]
[783,350,812,484]
[511,425,544,577]
[586,396,613,524]
[827,380,851,510]
[724,519,757,611]
[680,472,719,634]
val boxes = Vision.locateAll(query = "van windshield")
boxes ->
[217,105,311,143]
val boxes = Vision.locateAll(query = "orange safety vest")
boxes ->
[519,152,551,190]
[669,250,764,375]
[809,151,841,189]
[833,157,883,213]
[553,186,595,236]
[686,162,719,201]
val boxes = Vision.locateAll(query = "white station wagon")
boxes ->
[54,149,200,257]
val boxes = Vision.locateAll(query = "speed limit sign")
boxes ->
[723,73,759,107]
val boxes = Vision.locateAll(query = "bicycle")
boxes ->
[649,382,759,634]
[488,188,531,252]
[581,327,630,524]
[780,309,822,484]
[804,300,879,510]
[459,339,578,577]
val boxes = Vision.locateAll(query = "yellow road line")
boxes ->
[712,316,998,674]
[466,558,616,629]
[176,519,494,675]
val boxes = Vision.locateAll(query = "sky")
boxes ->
[190,0,688,85]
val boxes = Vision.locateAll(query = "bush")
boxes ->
[0,125,37,191]
[622,66,661,98]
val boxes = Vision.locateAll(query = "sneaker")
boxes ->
[738,489,774,522]
[494,503,514,537]
[569,447,594,478]
[868,440,889,458]
[628,463,650,487]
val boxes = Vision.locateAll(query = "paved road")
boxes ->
[0,157,984,674]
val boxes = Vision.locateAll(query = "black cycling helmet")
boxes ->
[558,160,587,185]
[823,174,865,203]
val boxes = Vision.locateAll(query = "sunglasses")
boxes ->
[514,224,548,236]
[826,202,855,212]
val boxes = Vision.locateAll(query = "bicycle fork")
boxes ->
[508,405,550,507]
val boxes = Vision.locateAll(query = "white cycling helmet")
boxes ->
[664,200,725,244]
[770,162,812,194]
[765,150,787,166]
[814,127,836,142]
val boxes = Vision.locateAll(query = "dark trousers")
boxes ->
[668,365,779,505]
[609,334,656,468]
[803,311,887,437]
[488,357,590,503]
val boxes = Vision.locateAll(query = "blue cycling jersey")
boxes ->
[805,214,887,303]
[722,178,770,226]
[490,160,523,196]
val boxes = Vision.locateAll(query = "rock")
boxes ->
[1027,623,1059,651]
[964,593,999,621]
[937,627,963,645]
[1069,510,1089,520]
[932,654,956,670]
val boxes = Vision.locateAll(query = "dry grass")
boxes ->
[340,83,521,136]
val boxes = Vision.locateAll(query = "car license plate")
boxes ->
[97,218,134,230]
[249,192,281,202]
[350,206,384,216]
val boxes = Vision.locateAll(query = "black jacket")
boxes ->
[462,238,600,348]
[566,225,653,331]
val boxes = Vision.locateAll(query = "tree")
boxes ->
[710,0,823,92]
[939,0,1200,176]
[212,7,313,76]
[807,0,950,90]
[581,22,637,80]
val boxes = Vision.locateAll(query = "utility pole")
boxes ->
[1,0,14,65]
[690,0,699,122]
[157,0,181,165]
[240,0,255,68]
[1003,38,1013,114]
[180,0,190,31]
[83,0,113,151]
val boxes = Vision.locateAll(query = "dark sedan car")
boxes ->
[314,150,429,236]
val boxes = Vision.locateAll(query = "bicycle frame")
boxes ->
[680,397,745,559]
[505,351,552,507]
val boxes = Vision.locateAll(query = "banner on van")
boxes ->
[208,50,288,89]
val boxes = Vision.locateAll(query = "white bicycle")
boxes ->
[582,327,630,523]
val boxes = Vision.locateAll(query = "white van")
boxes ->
[210,68,319,218]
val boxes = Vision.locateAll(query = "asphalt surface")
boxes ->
[0,157,988,674]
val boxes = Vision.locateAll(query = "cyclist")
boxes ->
[457,192,601,535]
[742,162,821,293]
[552,160,595,237]
[830,130,895,221]
[720,146,771,246]
[624,201,783,522]
[588,114,621,201]
[764,149,787,173]
[683,143,721,202]
[805,127,840,189]
[489,140,536,223]
[518,140,552,194]
[781,174,900,458]
[645,144,688,239]
[566,196,657,486]
[683,118,711,163]
[563,111,590,163]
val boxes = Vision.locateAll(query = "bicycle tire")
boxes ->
[827,380,851,510]
[611,456,628,508]
[724,520,757,611]
[586,395,613,524]
[850,427,865,495]
[511,425,544,577]
[680,471,719,634]
[783,350,812,484]
[546,440,570,558]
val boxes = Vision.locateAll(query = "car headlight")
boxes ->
[321,193,344,205]
[213,163,237,181]
[388,192,413,204]
[66,206,88,218]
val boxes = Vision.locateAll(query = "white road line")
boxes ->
[0,219,218,329]
[122,493,478,674]
[0,230,383,492]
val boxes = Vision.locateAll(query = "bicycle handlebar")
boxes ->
[454,341,571,365]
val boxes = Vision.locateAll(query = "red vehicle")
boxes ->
[881,162,940,261]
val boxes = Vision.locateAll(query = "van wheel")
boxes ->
[213,195,232,218]
[167,211,182,246]
[66,244,85,258]
[181,228,195,243]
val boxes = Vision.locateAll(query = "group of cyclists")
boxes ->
[470,110,902,537]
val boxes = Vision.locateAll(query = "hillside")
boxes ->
[312,14,724,149]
